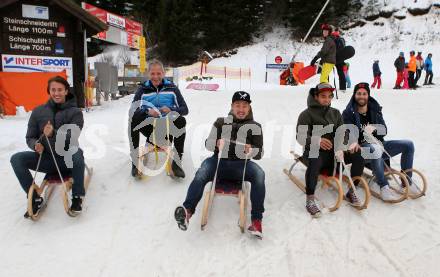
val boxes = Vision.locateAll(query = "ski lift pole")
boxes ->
[291,0,331,62]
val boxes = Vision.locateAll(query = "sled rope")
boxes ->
[44,135,70,196]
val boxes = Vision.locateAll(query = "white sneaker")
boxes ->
[380,185,395,201]
[408,184,421,195]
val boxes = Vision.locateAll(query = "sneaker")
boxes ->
[171,161,185,179]
[380,185,395,201]
[306,199,321,218]
[69,196,83,216]
[247,219,263,239]
[346,188,361,206]
[24,193,43,218]
[174,206,192,231]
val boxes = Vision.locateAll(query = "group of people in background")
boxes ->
[392,51,434,90]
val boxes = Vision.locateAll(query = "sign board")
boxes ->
[2,54,73,84]
[266,54,290,70]
[22,4,49,20]
[81,2,142,49]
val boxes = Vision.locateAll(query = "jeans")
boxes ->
[183,155,265,220]
[362,140,414,187]
[304,150,364,195]
[10,149,85,197]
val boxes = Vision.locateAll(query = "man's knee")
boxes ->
[404,140,415,153]
[10,152,27,167]
[247,162,265,182]
[174,116,186,129]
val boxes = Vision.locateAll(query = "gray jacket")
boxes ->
[26,93,84,154]
[315,36,337,65]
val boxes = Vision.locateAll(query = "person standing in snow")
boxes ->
[403,63,410,89]
[332,28,347,92]
[342,82,418,200]
[128,59,189,179]
[343,62,351,89]
[174,91,265,238]
[394,52,405,89]
[296,83,365,217]
[372,60,382,89]
[10,76,86,217]
[415,52,424,86]
[424,53,434,85]
[408,51,417,89]
[310,24,336,84]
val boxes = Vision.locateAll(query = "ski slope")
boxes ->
[1,83,439,276]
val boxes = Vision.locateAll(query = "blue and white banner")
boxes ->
[2,54,73,84]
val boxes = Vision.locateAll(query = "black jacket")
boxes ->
[26,93,84,153]
[394,57,405,72]
[342,95,387,143]
[205,108,263,160]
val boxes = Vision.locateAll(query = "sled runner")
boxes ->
[200,154,250,233]
[27,164,93,220]
[283,152,370,212]
[136,116,173,179]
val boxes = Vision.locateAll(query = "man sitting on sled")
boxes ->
[10,76,85,217]
[342,82,417,200]
[296,83,365,217]
[174,91,265,238]
[128,59,189,179]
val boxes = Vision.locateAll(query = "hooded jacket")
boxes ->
[315,35,337,65]
[205,108,263,160]
[394,56,405,72]
[296,89,343,155]
[26,93,84,154]
[342,94,387,143]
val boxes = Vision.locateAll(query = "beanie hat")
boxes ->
[353,82,370,95]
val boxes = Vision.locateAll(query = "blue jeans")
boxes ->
[362,140,414,187]
[183,155,265,220]
[10,149,86,197]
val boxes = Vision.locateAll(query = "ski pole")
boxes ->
[291,0,331,61]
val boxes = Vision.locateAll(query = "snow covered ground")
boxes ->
[1,4,440,277]
[1,83,440,276]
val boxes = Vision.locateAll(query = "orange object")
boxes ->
[408,56,417,72]
[293,62,305,84]
[0,71,67,116]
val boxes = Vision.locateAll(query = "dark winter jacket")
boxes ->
[131,79,188,118]
[314,35,337,65]
[394,57,405,72]
[296,89,343,155]
[26,93,84,154]
[373,62,381,77]
[342,95,387,143]
[205,108,264,160]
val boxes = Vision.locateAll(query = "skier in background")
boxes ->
[372,60,382,89]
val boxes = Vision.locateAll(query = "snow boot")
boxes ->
[69,196,83,216]
[306,199,322,218]
[346,188,361,206]
[171,161,185,179]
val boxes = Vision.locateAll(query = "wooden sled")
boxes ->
[363,166,427,202]
[284,151,370,212]
[135,117,173,180]
[136,143,172,180]
[27,164,93,220]
[201,179,249,233]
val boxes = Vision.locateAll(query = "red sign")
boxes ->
[126,19,142,35]
[275,56,283,64]
[81,3,107,23]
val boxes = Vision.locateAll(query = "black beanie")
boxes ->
[353,82,370,95]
